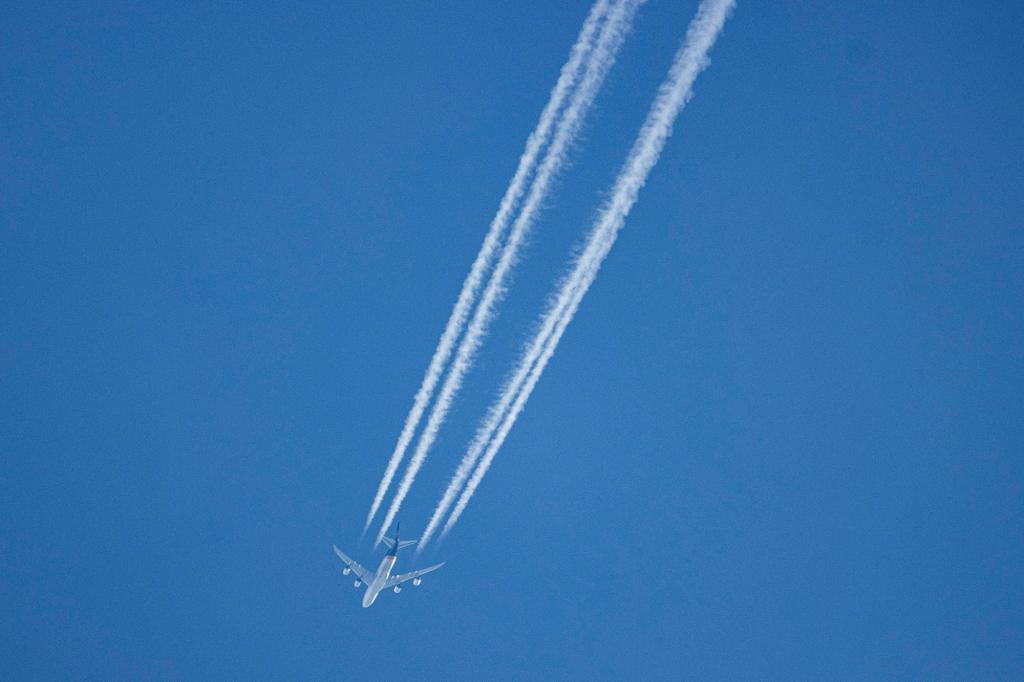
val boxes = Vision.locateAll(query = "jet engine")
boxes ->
[353,580,362,587]
[342,567,351,576]
[393,585,402,593]
[412,578,422,586]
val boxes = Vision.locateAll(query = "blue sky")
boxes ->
[2,1,1022,679]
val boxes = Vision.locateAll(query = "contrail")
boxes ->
[363,0,614,532]
[375,0,641,546]
[434,0,736,545]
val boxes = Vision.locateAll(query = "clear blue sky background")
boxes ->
[3,1,1022,679]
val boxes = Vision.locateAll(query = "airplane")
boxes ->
[333,524,445,608]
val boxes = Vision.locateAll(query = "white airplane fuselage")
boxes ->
[361,554,397,608]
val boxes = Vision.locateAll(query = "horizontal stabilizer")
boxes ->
[382,536,418,550]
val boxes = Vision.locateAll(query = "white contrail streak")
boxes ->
[363,0,613,533]
[375,0,641,546]
[434,0,735,544]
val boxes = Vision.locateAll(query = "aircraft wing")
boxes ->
[383,562,445,589]
[332,545,374,584]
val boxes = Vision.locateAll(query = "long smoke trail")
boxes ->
[434,0,735,545]
[375,0,641,546]
[363,0,613,532]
